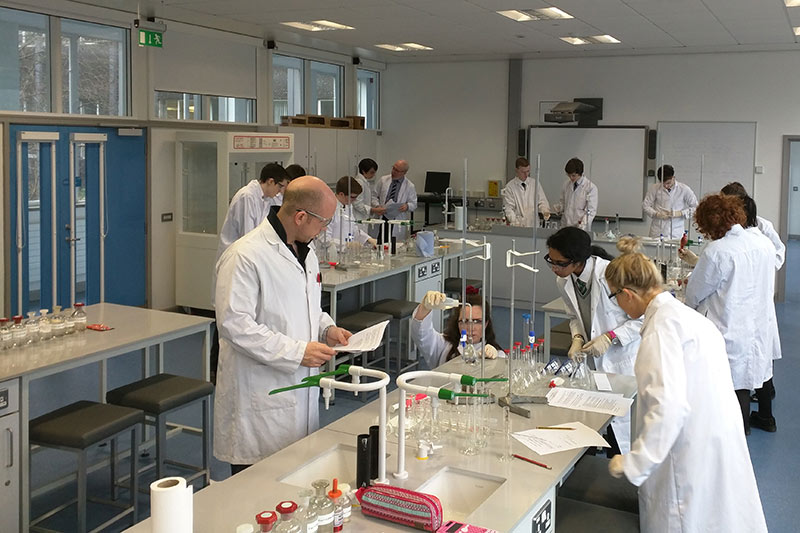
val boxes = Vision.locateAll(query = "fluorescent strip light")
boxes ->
[795,26,800,35]
[785,0,800,7]
[539,7,573,19]
[281,20,354,32]
[375,42,433,52]
[401,42,433,50]
[592,34,621,44]
[497,10,533,22]
[561,37,590,45]
[375,44,406,51]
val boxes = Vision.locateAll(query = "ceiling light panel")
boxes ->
[795,26,800,35]
[374,42,433,51]
[280,20,354,32]
[786,0,800,7]
[497,7,573,22]
[560,35,622,45]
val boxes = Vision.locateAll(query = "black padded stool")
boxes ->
[106,373,214,488]
[558,454,639,514]
[362,299,420,373]
[29,400,143,533]
[337,310,392,371]
[443,277,483,295]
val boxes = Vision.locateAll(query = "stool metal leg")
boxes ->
[78,449,87,533]
[156,413,167,480]
[202,396,211,487]
[131,426,139,523]
[110,436,118,500]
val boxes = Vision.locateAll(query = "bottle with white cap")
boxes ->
[336,483,353,523]
[274,502,301,533]
[311,479,334,533]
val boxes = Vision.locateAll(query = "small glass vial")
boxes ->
[51,305,66,337]
[274,501,302,533]
[38,310,53,341]
[237,525,255,533]
[26,311,40,344]
[256,510,277,532]
[70,303,87,333]
[11,316,27,347]
[327,479,344,532]
[311,479,334,533]
[297,489,318,533]
[63,306,76,335]
[337,483,352,523]
[0,318,11,350]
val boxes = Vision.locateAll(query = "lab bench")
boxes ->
[0,303,212,532]
[125,357,637,532]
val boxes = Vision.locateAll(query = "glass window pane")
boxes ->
[357,68,379,129]
[0,7,50,112]
[209,95,255,123]
[310,60,342,117]
[154,90,202,120]
[272,54,303,123]
[181,141,218,234]
[61,19,128,116]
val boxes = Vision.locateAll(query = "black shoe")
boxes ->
[749,412,777,433]
[750,392,758,403]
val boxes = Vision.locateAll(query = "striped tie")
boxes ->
[575,277,588,298]
[388,179,400,201]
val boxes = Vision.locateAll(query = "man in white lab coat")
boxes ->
[642,164,698,238]
[501,156,550,227]
[546,227,642,454]
[210,163,290,382]
[373,159,418,240]
[604,251,767,533]
[683,194,780,434]
[214,176,352,474]
[559,157,598,230]
[352,158,378,223]
[326,176,377,247]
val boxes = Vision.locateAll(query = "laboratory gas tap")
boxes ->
[393,371,493,479]
[442,187,454,229]
[270,364,391,484]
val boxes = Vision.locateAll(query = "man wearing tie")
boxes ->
[560,157,598,231]
[374,159,417,240]
[502,156,551,227]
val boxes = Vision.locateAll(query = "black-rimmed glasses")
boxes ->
[544,254,573,268]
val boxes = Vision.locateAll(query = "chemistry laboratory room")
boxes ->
[2,1,800,533]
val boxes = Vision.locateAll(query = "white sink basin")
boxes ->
[279,443,380,488]
[415,466,506,522]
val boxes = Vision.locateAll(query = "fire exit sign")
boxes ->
[138,29,163,48]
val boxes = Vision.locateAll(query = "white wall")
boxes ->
[379,60,509,194]
[521,51,800,226]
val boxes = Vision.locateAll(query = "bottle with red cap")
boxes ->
[274,502,301,533]
[256,510,277,532]
[327,478,344,532]
[0,318,10,350]
[10,315,27,347]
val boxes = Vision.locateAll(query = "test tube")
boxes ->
[498,406,513,462]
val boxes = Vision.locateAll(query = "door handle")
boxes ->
[6,428,12,468]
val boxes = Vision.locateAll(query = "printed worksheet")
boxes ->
[546,387,632,417]
[333,320,390,352]
[512,422,610,455]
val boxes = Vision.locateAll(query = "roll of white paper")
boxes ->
[454,206,465,230]
[150,476,193,533]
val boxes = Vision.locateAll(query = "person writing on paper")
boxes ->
[373,159,418,240]
[352,158,379,223]
[214,176,353,475]
[545,227,642,455]
[604,248,767,533]
[325,176,377,247]
[411,287,502,369]
[679,194,779,434]
[642,164,698,239]
[559,157,598,230]
[502,156,550,227]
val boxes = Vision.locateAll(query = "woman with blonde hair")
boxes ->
[604,249,766,533]
[683,194,779,433]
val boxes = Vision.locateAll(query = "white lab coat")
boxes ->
[326,202,372,245]
[501,177,550,226]
[684,224,780,389]
[623,292,767,533]
[560,176,598,230]
[757,215,785,269]
[555,256,642,453]
[216,180,271,261]
[375,175,418,239]
[642,180,698,239]
[213,217,335,464]
[351,173,373,223]
[410,307,498,368]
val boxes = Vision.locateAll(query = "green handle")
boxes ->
[437,389,456,401]
[454,392,490,398]
[302,364,350,382]
[476,377,508,383]
[460,375,478,386]
[269,381,316,395]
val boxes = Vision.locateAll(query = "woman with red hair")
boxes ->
[683,194,780,434]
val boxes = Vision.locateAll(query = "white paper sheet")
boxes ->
[384,201,402,219]
[333,320,390,352]
[546,387,633,417]
[593,373,613,392]
[512,422,609,455]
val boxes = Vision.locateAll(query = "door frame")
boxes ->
[778,135,800,302]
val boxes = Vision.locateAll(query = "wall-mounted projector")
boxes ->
[544,98,603,126]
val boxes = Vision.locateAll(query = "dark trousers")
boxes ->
[736,378,775,432]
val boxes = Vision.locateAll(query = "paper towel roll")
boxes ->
[454,206,465,231]
[150,476,193,533]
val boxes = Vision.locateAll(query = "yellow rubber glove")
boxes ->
[422,291,447,311]
[678,248,698,266]
[483,345,498,359]
[609,454,625,478]
[582,333,613,357]
[568,335,585,360]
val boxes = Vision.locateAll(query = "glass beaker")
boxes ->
[570,353,592,390]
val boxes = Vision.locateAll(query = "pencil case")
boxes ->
[356,485,443,531]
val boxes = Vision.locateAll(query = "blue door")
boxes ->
[9,125,146,315]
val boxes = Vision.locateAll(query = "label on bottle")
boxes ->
[1,332,11,341]
[12,329,26,339]
[27,323,39,334]
[307,519,318,533]
[342,504,351,520]
[39,323,52,334]
[333,507,343,531]
[317,511,333,525]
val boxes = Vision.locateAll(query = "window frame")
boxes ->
[271,52,346,125]
[153,90,257,124]
[356,67,380,130]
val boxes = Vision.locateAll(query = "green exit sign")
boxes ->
[138,29,163,48]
